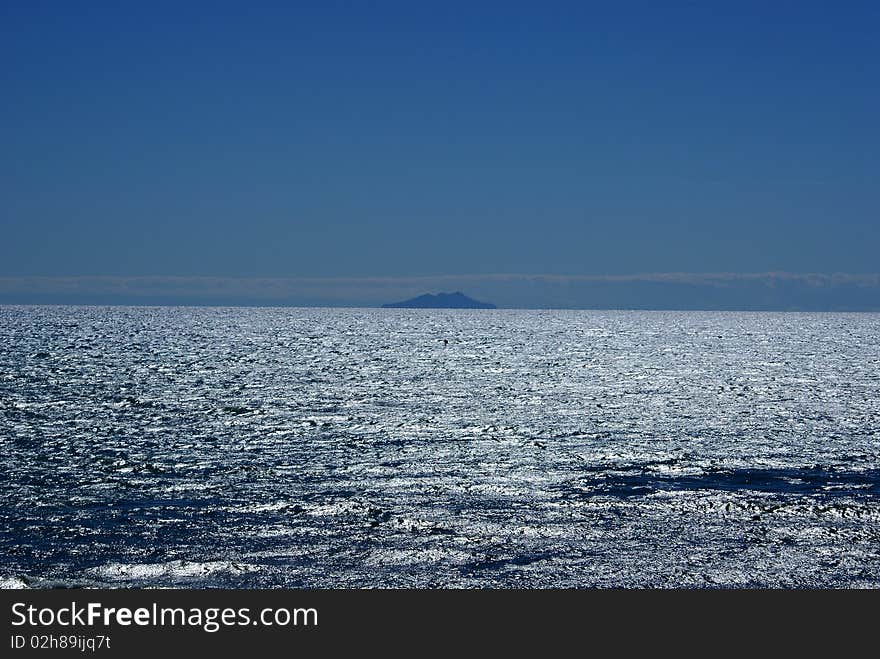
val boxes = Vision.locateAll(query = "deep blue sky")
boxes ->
[2,1,878,278]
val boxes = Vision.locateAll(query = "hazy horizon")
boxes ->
[3,271,880,310]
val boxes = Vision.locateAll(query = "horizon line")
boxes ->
[3,271,880,312]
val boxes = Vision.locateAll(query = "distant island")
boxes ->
[381,291,497,309]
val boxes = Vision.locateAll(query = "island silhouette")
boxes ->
[381,291,497,309]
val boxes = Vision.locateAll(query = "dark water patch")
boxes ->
[567,466,880,499]
[463,551,558,574]
[118,396,157,408]
[221,405,256,415]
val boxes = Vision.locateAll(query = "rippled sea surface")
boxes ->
[1,306,879,588]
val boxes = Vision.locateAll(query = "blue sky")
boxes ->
[2,1,878,281]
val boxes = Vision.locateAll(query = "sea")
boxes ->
[1,306,879,588]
